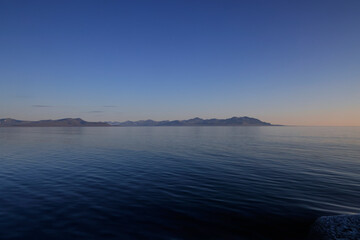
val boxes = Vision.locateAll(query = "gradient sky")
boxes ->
[1,0,360,125]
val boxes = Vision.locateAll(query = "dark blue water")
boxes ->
[0,127,359,239]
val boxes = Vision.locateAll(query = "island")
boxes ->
[107,116,275,126]
[0,118,109,127]
[0,116,277,127]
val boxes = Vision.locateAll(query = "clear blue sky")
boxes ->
[1,0,359,125]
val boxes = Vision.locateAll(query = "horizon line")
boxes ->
[1,117,359,127]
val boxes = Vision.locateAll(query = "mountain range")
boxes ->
[107,116,273,126]
[0,117,275,127]
[0,118,108,127]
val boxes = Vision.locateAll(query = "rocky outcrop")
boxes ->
[308,214,360,240]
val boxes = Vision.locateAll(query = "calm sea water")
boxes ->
[0,126,359,239]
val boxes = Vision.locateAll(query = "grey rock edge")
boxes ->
[308,214,360,240]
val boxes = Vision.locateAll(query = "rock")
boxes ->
[308,214,360,240]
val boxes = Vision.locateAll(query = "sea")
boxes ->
[0,126,359,239]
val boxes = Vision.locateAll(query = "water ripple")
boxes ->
[0,126,359,239]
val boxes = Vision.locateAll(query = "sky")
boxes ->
[1,0,360,126]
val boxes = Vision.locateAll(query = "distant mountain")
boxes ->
[0,116,276,127]
[107,116,274,126]
[0,118,109,127]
